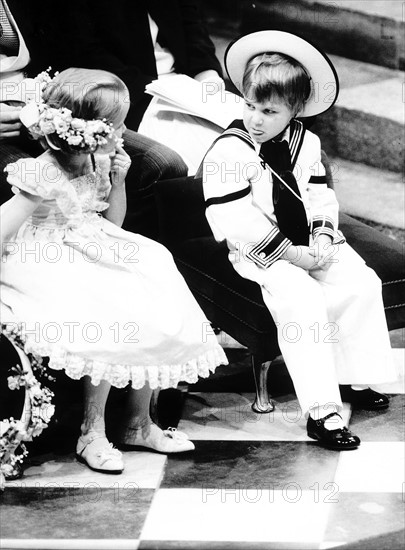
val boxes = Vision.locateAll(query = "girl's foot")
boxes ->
[76,431,124,474]
[118,423,195,453]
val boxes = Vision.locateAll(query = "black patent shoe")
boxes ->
[307,412,361,451]
[341,386,390,410]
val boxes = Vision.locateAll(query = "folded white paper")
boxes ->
[144,74,243,129]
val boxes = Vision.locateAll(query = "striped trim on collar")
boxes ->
[289,119,306,169]
[222,120,305,169]
[220,127,255,150]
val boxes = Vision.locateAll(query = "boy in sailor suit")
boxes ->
[202,31,397,450]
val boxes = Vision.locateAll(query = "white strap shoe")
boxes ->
[118,424,195,453]
[76,432,124,474]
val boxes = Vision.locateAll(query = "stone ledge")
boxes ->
[206,0,405,70]
[330,156,404,229]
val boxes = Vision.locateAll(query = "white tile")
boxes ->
[373,348,405,394]
[334,442,404,493]
[8,451,166,490]
[178,392,352,441]
[141,488,332,543]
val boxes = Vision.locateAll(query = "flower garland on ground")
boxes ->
[0,325,55,491]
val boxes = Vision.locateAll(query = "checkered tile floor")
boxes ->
[1,343,404,550]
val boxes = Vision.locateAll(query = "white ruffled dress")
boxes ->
[1,155,227,389]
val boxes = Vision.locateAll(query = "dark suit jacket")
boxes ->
[8,0,222,130]
[81,0,223,129]
[6,0,86,75]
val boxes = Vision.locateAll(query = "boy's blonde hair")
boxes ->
[242,53,311,115]
[42,68,129,153]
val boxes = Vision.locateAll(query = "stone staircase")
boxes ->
[205,0,405,229]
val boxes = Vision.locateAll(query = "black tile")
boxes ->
[0,487,154,539]
[336,529,405,550]
[162,440,340,490]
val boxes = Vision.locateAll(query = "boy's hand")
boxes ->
[282,245,317,270]
[109,143,131,187]
[311,235,334,271]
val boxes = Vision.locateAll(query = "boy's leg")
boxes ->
[256,259,360,448]
[122,130,188,239]
[258,260,343,417]
[310,242,396,385]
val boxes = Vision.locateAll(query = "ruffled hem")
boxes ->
[1,325,228,390]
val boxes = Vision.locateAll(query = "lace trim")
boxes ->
[1,325,228,390]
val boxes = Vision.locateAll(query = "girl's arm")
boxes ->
[1,191,42,250]
[103,144,131,227]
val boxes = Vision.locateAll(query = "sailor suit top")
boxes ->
[202,119,344,269]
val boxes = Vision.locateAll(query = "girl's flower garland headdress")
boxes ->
[19,69,116,152]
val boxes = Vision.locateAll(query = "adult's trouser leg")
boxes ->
[122,130,188,239]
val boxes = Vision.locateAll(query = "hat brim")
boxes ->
[225,30,339,117]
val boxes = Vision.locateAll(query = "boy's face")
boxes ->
[243,97,294,144]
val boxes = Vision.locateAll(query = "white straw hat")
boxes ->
[225,30,339,117]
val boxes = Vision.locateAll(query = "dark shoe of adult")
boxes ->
[341,386,390,410]
[307,412,361,451]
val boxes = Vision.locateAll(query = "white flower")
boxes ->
[66,134,84,146]
[53,115,69,134]
[7,376,20,391]
[70,118,87,131]
[87,120,111,135]
[24,372,37,388]
[39,120,55,135]
[44,108,57,120]
[29,384,42,398]
[38,403,55,423]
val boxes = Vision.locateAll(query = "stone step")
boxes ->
[211,34,404,173]
[311,55,403,173]
[206,0,405,70]
[329,156,404,229]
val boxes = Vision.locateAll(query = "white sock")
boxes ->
[323,414,345,430]
[309,406,345,430]
[351,384,369,391]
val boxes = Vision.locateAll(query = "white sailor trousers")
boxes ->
[232,243,396,415]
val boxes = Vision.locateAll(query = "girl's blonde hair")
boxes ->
[242,53,311,115]
[42,68,129,153]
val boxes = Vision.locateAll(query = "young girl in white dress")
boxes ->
[0,68,227,474]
